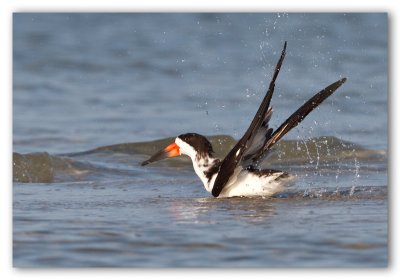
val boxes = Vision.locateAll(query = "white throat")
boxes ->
[175,137,219,193]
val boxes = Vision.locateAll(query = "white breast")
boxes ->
[217,170,294,198]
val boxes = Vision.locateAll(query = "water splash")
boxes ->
[301,138,314,164]
[350,157,361,196]
[314,138,320,170]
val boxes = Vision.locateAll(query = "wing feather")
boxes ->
[211,42,287,197]
[251,77,347,163]
[211,42,347,198]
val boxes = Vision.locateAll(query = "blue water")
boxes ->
[13,13,387,267]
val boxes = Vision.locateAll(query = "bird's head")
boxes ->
[141,133,213,166]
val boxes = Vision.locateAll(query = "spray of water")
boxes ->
[350,156,360,196]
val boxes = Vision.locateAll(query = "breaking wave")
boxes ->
[13,135,386,184]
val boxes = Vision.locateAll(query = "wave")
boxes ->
[13,135,386,183]
[13,152,89,183]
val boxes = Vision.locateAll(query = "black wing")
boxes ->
[211,41,287,197]
[250,77,347,162]
[211,42,347,197]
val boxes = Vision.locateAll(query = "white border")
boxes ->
[2,0,397,279]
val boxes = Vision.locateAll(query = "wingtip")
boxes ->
[334,77,347,89]
[211,189,219,197]
[282,41,287,54]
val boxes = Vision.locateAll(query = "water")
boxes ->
[13,13,387,267]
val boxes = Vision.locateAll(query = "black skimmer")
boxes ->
[142,42,346,197]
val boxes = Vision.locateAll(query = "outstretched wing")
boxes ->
[211,42,347,198]
[211,41,287,197]
[250,77,347,163]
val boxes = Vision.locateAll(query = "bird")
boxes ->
[141,42,347,198]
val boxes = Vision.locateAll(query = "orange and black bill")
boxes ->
[141,143,180,166]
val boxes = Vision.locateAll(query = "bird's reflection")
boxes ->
[168,196,277,225]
